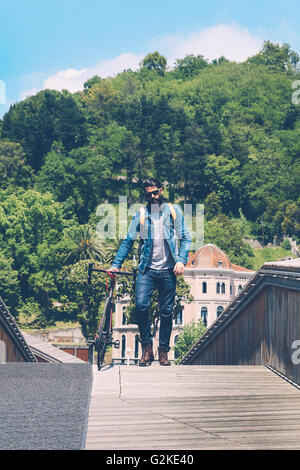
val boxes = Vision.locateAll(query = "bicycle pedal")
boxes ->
[113,340,120,349]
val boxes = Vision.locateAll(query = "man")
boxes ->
[110,179,191,366]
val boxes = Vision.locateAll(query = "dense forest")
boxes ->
[1,40,300,335]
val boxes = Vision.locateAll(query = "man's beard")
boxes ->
[149,195,164,206]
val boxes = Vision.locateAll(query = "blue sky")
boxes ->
[0,0,299,117]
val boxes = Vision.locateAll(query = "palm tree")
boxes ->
[63,225,105,264]
[102,235,138,265]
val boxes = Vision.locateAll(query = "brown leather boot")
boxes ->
[158,347,171,366]
[139,343,154,367]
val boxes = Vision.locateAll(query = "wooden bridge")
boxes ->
[85,258,300,451]
[85,363,300,450]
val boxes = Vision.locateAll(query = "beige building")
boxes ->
[112,244,255,362]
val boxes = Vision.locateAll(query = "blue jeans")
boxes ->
[135,268,176,352]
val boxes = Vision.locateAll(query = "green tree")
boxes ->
[205,214,254,268]
[153,124,181,190]
[0,250,21,314]
[56,260,109,339]
[2,89,86,171]
[81,79,120,127]
[211,56,230,66]
[0,140,32,188]
[35,144,112,223]
[173,54,208,79]
[87,121,141,192]
[141,51,167,76]
[62,225,105,264]
[248,40,299,72]
[173,319,206,364]
[203,154,241,215]
[273,200,300,239]
[240,147,292,223]
[0,188,77,319]
[83,75,102,90]
[174,124,212,202]
[17,298,44,327]
[204,192,222,220]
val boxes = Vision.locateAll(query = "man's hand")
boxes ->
[108,267,119,272]
[173,262,184,276]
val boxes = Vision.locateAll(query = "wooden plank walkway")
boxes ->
[85,363,300,450]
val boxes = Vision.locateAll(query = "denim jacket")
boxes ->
[111,201,192,274]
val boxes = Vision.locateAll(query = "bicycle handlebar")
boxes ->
[88,262,134,283]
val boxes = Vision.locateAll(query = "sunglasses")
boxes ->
[145,189,161,199]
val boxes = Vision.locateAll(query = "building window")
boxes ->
[230,284,232,295]
[121,334,126,358]
[0,340,6,363]
[216,282,220,294]
[122,306,127,325]
[200,307,208,327]
[175,307,183,325]
[221,282,225,294]
[134,335,139,358]
[238,285,243,293]
[202,281,207,293]
[217,306,224,318]
[174,306,183,325]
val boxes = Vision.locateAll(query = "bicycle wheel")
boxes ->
[96,298,112,370]
[97,332,107,370]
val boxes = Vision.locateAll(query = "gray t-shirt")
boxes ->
[148,205,175,270]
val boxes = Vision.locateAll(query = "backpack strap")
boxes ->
[139,207,146,226]
[167,203,176,221]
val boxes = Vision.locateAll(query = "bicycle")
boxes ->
[87,263,134,370]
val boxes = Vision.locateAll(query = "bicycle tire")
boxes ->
[97,332,107,370]
[96,297,112,370]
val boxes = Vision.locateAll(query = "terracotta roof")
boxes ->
[231,263,254,273]
[186,244,254,272]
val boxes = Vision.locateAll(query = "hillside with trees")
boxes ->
[0,40,299,333]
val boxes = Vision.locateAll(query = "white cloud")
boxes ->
[19,52,143,101]
[155,23,263,65]
[43,52,143,92]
